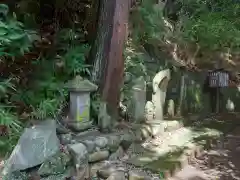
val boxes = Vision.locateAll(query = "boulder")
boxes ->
[67,143,88,166]
[82,140,96,153]
[107,135,121,152]
[109,146,125,160]
[89,151,109,163]
[95,137,108,149]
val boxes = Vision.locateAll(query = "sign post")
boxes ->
[208,70,229,113]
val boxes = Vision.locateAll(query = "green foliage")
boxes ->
[124,48,147,77]
[63,45,91,76]
[176,0,240,50]
[0,4,35,57]
[131,0,166,44]
[56,28,85,49]
[14,0,40,28]
[12,28,90,120]
[0,78,16,96]
[0,106,21,131]
[131,0,240,52]
[31,99,63,120]
[0,14,89,153]
[0,79,22,155]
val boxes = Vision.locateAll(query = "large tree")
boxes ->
[90,0,130,120]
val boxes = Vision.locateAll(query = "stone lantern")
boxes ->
[65,76,98,131]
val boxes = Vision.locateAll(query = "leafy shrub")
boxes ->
[63,45,91,76]
[0,4,36,57]
[176,0,240,50]
[0,79,22,155]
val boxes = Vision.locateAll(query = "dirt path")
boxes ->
[188,114,240,180]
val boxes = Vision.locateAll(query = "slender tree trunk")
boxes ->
[90,0,130,120]
[176,71,185,116]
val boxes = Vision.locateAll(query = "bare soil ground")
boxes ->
[188,113,240,180]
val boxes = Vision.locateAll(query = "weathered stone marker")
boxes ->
[145,101,155,121]
[145,69,171,136]
[65,76,97,131]
[129,76,146,122]
[152,69,171,120]
[98,101,112,132]
[167,99,175,117]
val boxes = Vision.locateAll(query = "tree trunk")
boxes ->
[176,72,185,116]
[90,0,130,120]
[90,0,116,85]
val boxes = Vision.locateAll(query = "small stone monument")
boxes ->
[65,76,98,131]
[145,101,155,121]
[146,69,171,136]
[98,101,112,132]
[152,69,171,120]
[129,76,146,122]
[167,99,175,117]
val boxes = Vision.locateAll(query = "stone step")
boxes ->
[125,127,221,179]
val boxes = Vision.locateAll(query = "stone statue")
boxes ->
[145,101,155,121]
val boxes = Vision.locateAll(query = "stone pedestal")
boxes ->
[146,120,166,136]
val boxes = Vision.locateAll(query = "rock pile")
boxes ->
[58,129,156,180]
[2,127,158,180]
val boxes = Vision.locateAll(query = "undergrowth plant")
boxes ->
[0,4,91,154]
[0,81,22,156]
[0,4,36,57]
[63,45,91,77]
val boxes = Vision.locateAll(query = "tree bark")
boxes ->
[176,71,185,116]
[90,0,116,85]
[90,0,130,120]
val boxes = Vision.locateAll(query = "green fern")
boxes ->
[63,45,91,76]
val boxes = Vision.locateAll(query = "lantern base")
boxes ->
[68,120,93,132]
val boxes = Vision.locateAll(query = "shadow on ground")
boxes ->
[182,113,240,180]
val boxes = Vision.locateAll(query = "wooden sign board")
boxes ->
[208,70,229,88]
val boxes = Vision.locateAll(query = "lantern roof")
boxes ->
[65,75,98,92]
